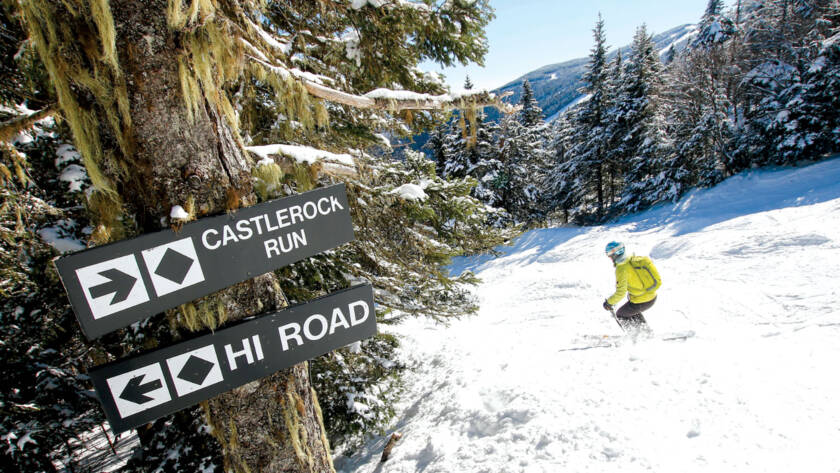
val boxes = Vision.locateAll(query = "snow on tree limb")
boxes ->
[299,74,516,112]
[0,103,58,143]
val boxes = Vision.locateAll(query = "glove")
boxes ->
[603,300,613,311]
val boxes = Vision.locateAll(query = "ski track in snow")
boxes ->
[335,157,840,473]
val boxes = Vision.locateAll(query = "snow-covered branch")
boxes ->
[301,75,515,112]
[0,104,58,143]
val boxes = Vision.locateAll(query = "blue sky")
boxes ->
[423,0,713,91]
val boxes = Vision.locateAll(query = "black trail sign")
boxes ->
[55,184,354,339]
[89,284,377,433]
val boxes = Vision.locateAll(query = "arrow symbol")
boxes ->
[119,374,162,405]
[88,268,136,305]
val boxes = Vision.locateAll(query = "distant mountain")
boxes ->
[411,23,697,153]
[487,23,697,123]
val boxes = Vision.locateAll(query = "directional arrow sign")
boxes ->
[55,184,354,339]
[88,268,137,304]
[89,284,376,433]
[119,375,162,405]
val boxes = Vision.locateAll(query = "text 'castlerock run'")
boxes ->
[56,184,355,339]
[200,193,345,258]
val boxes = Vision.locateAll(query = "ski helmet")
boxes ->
[605,241,625,260]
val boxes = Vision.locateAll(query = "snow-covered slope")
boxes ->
[335,157,840,473]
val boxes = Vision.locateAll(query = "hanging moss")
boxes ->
[314,99,330,129]
[86,188,127,245]
[0,142,30,189]
[20,0,132,200]
[283,379,315,470]
[310,387,337,473]
[89,0,117,70]
[291,162,316,192]
[178,56,204,123]
[252,160,284,201]
[172,296,229,333]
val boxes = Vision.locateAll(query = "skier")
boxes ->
[602,241,662,333]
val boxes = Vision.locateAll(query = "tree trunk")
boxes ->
[34,1,335,471]
[596,157,604,217]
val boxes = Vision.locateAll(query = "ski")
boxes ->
[559,330,695,352]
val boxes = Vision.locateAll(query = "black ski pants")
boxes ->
[616,297,656,331]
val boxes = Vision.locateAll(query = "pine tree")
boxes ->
[546,14,612,220]
[604,49,628,207]
[519,79,544,127]
[497,84,550,222]
[582,14,611,216]
[542,111,580,222]
[614,24,670,213]
[763,5,840,161]
[734,0,839,168]
[692,0,736,49]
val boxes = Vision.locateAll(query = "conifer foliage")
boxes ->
[543,2,840,223]
[1,0,510,471]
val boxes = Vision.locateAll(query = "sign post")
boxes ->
[89,284,377,433]
[55,184,354,339]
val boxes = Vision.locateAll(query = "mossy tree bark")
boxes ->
[27,1,334,471]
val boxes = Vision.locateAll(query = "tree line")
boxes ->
[432,0,840,224]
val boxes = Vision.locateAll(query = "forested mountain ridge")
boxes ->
[490,23,697,122]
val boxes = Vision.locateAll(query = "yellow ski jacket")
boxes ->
[607,255,662,306]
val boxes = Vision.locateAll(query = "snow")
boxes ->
[548,93,593,122]
[38,220,85,254]
[247,19,292,55]
[336,156,840,472]
[54,144,81,168]
[59,164,87,192]
[351,0,429,10]
[388,183,428,201]
[364,88,441,102]
[169,205,190,220]
[246,144,355,167]
[256,156,275,168]
[351,0,385,9]
[662,24,697,55]
[52,424,138,472]
[342,30,362,67]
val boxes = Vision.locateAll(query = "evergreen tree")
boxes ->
[497,85,550,222]
[604,49,628,207]
[614,24,670,213]
[692,0,736,49]
[763,6,840,161]
[548,14,612,220]
[542,111,580,222]
[519,79,544,127]
[581,14,611,217]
